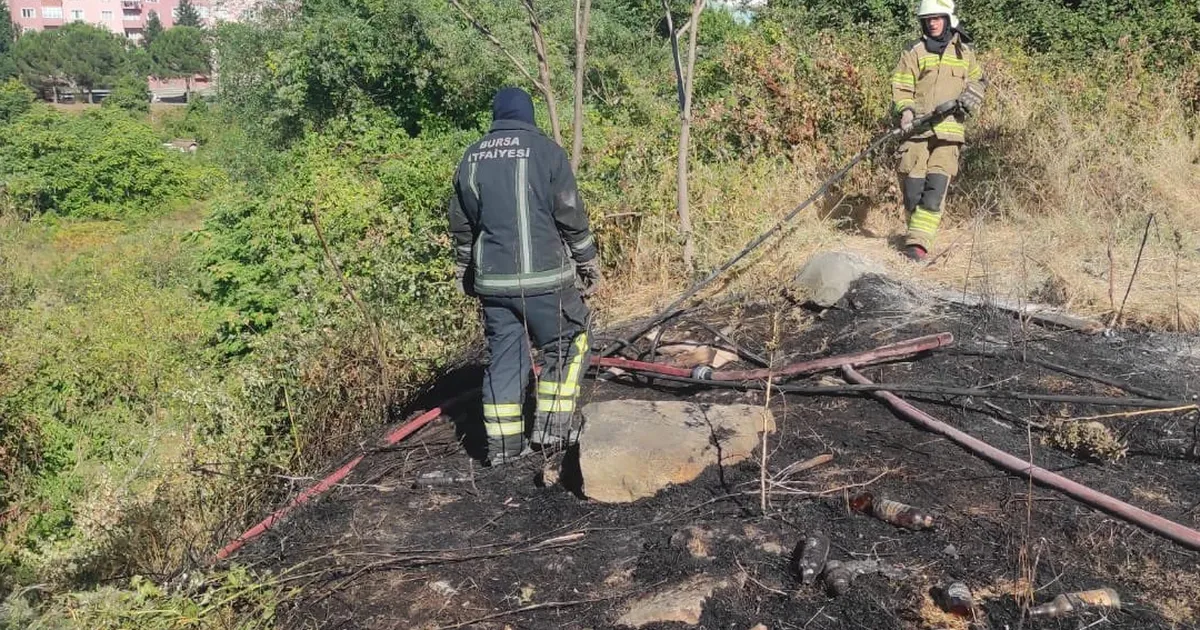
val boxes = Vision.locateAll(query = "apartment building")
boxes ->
[8,0,246,40]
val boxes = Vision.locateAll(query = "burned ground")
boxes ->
[238,276,1200,630]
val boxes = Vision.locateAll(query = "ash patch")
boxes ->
[235,275,1200,629]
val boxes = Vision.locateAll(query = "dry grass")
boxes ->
[915,587,971,630]
[595,52,1200,334]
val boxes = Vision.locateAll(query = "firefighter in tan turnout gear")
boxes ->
[891,0,986,262]
[448,87,602,466]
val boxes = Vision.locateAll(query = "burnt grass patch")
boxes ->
[238,276,1200,629]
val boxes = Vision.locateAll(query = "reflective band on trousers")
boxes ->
[485,420,525,437]
[537,399,575,413]
[483,403,522,418]
[536,332,589,414]
[908,207,942,235]
[538,380,578,397]
[564,332,589,387]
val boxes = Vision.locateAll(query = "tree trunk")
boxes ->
[185,76,192,103]
[87,89,93,104]
[522,0,563,147]
[676,0,705,274]
[571,0,592,171]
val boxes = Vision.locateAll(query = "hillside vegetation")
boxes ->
[0,0,1198,627]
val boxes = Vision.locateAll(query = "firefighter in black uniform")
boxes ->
[448,87,602,465]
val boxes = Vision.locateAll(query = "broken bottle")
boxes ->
[849,492,934,530]
[822,560,852,596]
[792,532,830,586]
[1029,588,1121,618]
[941,582,974,618]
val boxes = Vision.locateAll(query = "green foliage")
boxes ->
[962,0,1200,68]
[56,23,129,100]
[0,0,16,79]
[101,75,150,114]
[10,24,133,101]
[149,26,210,80]
[174,0,203,28]
[1,565,284,629]
[0,107,217,218]
[11,29,63,98]
[215,0,549,145]
[2,0,1199,625]
[0,78,33,123]
[143,11,164,50]
[199,116,474,352]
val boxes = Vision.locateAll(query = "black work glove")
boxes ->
[576,258,602,298]
[455,263,473,296]
[957,84,984,116]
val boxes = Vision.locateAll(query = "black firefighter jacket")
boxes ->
[449,119,597,298]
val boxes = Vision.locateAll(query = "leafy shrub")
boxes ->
[0,106,220,218]
[101,75,150,114]
[0,79,33,124]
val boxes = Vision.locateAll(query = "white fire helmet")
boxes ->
[917,0,959,29]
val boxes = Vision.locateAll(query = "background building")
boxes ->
[8,0,249,40]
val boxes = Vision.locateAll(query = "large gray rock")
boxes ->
[793,251,878,307]
[579,400,775,503]
[616,575,730,628]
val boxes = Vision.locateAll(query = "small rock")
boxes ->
[750,625,769,630]
[793,251,879,307]
[616,575,729,628]
[603,566,634,588]
[759,541,785,556]
[669,526,714,559]
[429,580,457,597]
[943,544,959,559]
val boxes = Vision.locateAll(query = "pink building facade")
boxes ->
[8,0,248,41]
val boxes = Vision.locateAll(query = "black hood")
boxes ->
[922,15,953,54]
[492,87,536,126]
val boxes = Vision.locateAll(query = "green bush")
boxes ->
[101,75,150,114]
[0,79,33,124]
[0,106,219,218]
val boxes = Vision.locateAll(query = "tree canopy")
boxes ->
[144,11,165,49]
[174,0,203,28]
[150,26,209,78]
[10,23,131,101]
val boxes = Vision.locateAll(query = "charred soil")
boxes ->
[238,276,1200,630]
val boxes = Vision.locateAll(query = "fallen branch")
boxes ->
[774,453,834,479]
[432,591,637,629]
[1063,405,1199,423]
[946,348,1169,400]
[931,289,1105,334]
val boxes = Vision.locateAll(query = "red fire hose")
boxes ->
[842,366,1200,551]
[594,333,952,382]
[214,392,470,561]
